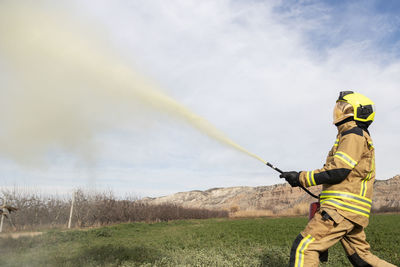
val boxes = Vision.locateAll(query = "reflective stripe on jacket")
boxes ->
[299,120,375,227]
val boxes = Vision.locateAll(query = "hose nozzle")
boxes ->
[265,162,283,174]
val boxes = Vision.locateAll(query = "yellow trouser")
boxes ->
[289,208,396,267]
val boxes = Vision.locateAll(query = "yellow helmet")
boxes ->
[333,91,375,125]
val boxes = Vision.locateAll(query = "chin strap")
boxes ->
[335,117,354,127]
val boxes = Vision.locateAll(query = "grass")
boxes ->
[0,214,399,266]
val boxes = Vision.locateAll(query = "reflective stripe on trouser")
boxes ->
[289,209,396,267]
[289,234,315,267]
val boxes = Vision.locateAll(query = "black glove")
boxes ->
[280,171,300,187]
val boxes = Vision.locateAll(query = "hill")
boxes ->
[142,175,400,215]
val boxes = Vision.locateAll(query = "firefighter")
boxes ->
[280,91,396,267]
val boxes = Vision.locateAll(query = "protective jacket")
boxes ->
[298,120,375,227]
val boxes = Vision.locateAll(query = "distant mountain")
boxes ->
[142,175,400,215]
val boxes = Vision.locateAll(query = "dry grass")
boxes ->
[229,203,310,218]
[285,203,310,216]
[230,209,274,218]
[0,232,43,239]
[0,188,228,232]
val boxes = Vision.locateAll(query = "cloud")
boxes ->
[0,0,399,197]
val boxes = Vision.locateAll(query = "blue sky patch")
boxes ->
[274,0,400,60]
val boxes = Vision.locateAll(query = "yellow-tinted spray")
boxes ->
[0,2,268,165]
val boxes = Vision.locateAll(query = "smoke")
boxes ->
[0,2,266,167]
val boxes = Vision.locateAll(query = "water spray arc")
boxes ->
[0,3,317,200]
[0,2,273,167]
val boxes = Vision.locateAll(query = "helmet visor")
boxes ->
[333,101,353,124]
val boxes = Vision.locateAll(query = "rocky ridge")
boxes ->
[142,175,400,213]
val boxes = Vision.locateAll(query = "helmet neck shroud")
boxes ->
[335,117,371,135]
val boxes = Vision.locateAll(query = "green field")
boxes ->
[1,214,399,267]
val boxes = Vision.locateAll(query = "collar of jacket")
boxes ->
[337,120,358,134]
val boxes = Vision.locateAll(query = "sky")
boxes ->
[0,0,400,197]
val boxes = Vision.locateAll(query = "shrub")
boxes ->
[0,188,228,231]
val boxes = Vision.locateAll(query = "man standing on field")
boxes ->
[280,91,396,267]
